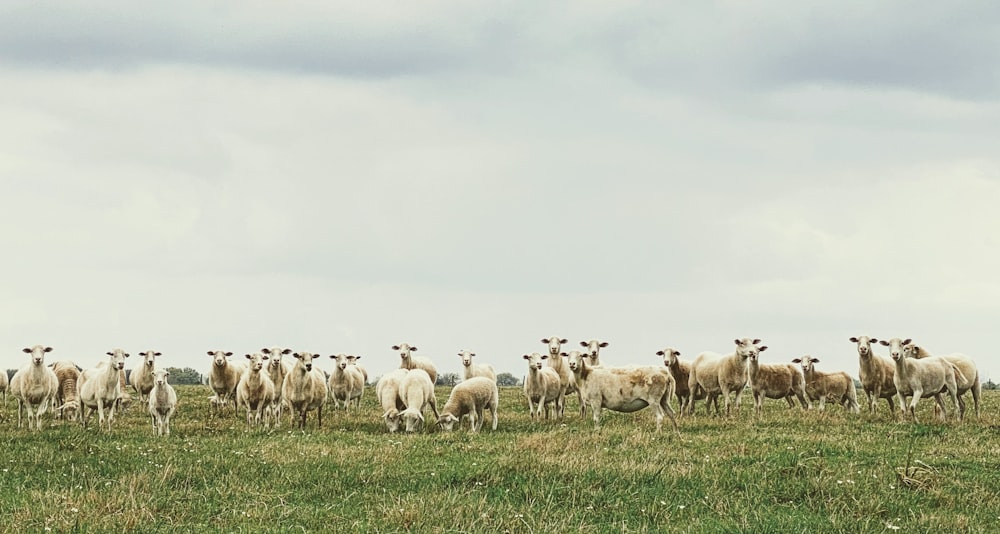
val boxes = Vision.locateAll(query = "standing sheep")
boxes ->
[398,369,439,432]
[849,336,896,414]
[51,360,81,421]
[10,345,60,431]
[0,367,8,405]
[436,377,499,432]
[393,343,438,385]
[458,350,497,382]
[906,343,981,420]
[878,338,958,422]
[148,369,177,437]
[77,349,130,431]
[522,352,565,420]
[657,347,710,416]
[347,355,368,384]
[376,369,409,433]
[792,356,861,413]
[282,351,327,430]
[262,347,292,425]
[687,338,764,416]
[207,350,248,416]
[747,351,811,415]
[130,350,161,404]
[541,336,577,417]
[237,353,276,428]
[328,353,365,410]
[580,339,609,368]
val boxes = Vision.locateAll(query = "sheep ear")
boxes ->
[410,346,418,352]
[262,348,271,354]
[752,339,761,345]
[879,340,890,346]
[676,351,681,356]
[293,353,302,359]
[579,341,588,347]
[734,339,742,346]
[810,357,819,363]
[154,352,161,356]
[540,338,550,344]
[541,354,549,360]
[207,351,214,356]
[522,354,530,360]
[22,348,31,353]
[758,346,768,352]
[560,352,568,357]
[656,351,664,356]
[391,345,400,350]
[599,342,608,348]
[354,356,361,361]
[559,338,568,344]
[225,352,233,357]
[329,354,336,359]
[849,337,859,342]
[791,358,802,363]
[106,352,113,356]
[245,354,252,360]
[869,338,878,343]
[281,349,291,355]
[45,347,53,352]
[902,339,911,345]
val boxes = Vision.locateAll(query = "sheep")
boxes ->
[687,338,764,416]
[207,350,248,416]
[541,336,578,417]
[579,339,609,368]
[327,353,365,410]
[522,352,564,420]
[0,367,8,405]
[281,351,327,430]
[116,369,131,412]
[878,338,960,422]
[436,376,499,432]
[849,336,897,414]
[393,343,438,385]
[130,350,161,404]
[458,350,497,382]
[347,355,368,384]
[237,352,277,428]
[9,345,60,431]
[903,342,979,419]
[398,368,439,432]
[657,347,711,416]
[376,369,409,433]
[77,349,130,431]
[262,347,292,425]
[747,351,811,415]
[564,350,679,432]
[148,368,177,437]
[51,360,81,421]
[791,356,861,414]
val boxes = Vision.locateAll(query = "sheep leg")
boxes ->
[469,411,478,432]
[908,388,922,422]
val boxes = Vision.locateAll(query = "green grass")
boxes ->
[1,388,998,533]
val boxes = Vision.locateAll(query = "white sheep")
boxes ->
[747,351,811,415]
[398,368,439,432]
[564,350,678,432]
[262,347,292,425]
[148,368,177,437]
[849,336,896,414]
[657,347,713,416]
[579,339,609,368]
[522,352,564,420]
[791,356,861,414]
[207,350,248,416]
[458,350,497,382]
[51,360,81,421]
[130,350,161,404]
[687,338,764,416]
[0,367,8,405]
[376,369,409,433]
[77,349,130,431]
[327,353,365,410]
[10,345,60,431]
[393,343,438,385]
[436,376,499,432]
[347,355,368,384]
[237,352,277,428]
[281,351,327,430]
[902,341,979,419]
[541,336,577,417]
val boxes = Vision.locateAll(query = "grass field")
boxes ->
[1,386,998,533]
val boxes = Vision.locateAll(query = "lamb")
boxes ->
[458,350,497,382]
[148,368,177,437]
[207,350,248,416]
[580,339,609,368]
[376,369,409,432]
[849,336,896,414]
[262,347,292,425]
[130,350,161,404]
[393,343,438,385]
[687,338,764,416]
[657,347,710,416]
[522,352,564,420]
[327,353,365,410]
[237,352,277,428]
[747,351,810,415]
[397,369,439,432]
[9,345,60,430]
[281,351,327,430]
[564,350,678,432]
[77,348,130,431]
[436,376,499,432]
[51,360,81,421]
[541,336,578,417]
[791,356,861,413]
[905,343,981,420]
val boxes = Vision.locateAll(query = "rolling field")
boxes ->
[1,386,998,533]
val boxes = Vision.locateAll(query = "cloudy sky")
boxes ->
[2,2,998,386]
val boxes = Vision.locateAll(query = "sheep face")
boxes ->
[392,343,417,362]
[60,400,79,421]
[564,351,585,373]
[106,348,129,370]
[437,413,461,432]
[262,347,291,367]
[293,351,320,371]
[402,410,424,432]
[657,348,681,368]
[23,345,53,366]
[346,355,361,366]
[849,336,878,358]
[523,352,547,370]
[580,339,608,364]
[540,337,568,356]
[734,338,766,362]
[245,353,267,371]
[208,350,234,367]
[152,369,170,386]
[878,338,912,362]
[383,409,401,433]
[459,350,475,367]
[792,356,820,374]
[331,353,351,370]
[139,350,161,369]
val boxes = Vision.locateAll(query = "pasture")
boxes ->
[1,386,998,533]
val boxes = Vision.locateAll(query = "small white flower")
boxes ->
[71,508,79,513]
[678,505,686,510]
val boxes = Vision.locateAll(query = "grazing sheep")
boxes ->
[237,353,277,428]
[564,351,678,432]
[77,349,130,431]
[580,339,609,368]
[148,369,177,437]
[747,351,810,415]
[393,343,438,385]
[657,347,710,416]
[906,343,981,420]
[522,352,564,420]
[51,360,81,421]
[687,338,764,416]
[849,336,896,414]
[376,369,409,433]
[262,347,292,425]
[791,356,861,414]
[10,345,60,431]
[347,355,368,384]
[130,350,161,404]
[327,353,365,410]
[282,351,327,430]
[436,377,499,432]
[541,336,577,417]
[207,350,248,416]
[398,369,439,432]
[458,350,497,382]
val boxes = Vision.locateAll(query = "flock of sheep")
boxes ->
[2,334,984,436]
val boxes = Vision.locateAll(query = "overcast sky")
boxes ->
[2,2,998,387]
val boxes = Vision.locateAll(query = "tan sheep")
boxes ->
[237,352,277,428]
[148,368,177,437]
[904,342,979,419]
[51,360,81,421]
[458,350,497,382]
[130,350,161,404]
[657,347,710,416]
[849,336,896,414]
[393,343,438,385]
[579,339,609,368]
[207,350,248,416]
[878,338,959,422]
[328,353,365,410]
[281,351,327,430]
[687,338,765,416]
[522,352,564,420]
[262,347,292,425]
[376,369,409,433]
[792,356,861,414]
[541,336,579,417]
[398,369,439,432]
[747,352,810,415]
[436,376,499,432]
[10,345,60,431]
[77,349,130,431]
